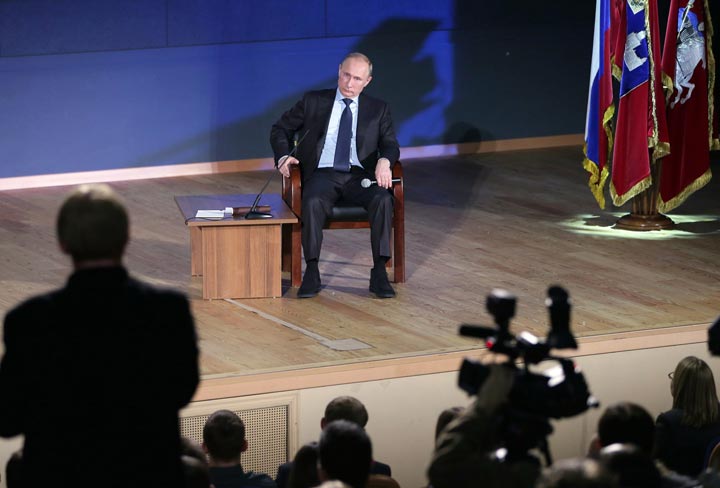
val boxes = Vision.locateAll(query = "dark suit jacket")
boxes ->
[275,459,391,488]
[210,465,277,488]
[654,407,720,477]
[0,266,200,488]
[270,89,400,182]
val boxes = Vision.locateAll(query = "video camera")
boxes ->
[458,286,599,465]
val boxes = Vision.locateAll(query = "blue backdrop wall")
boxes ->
[0,0,597,178]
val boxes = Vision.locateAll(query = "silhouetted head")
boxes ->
[288,442,320,488]
[322,396,369,429]
[599,443,661,488]
[318,420,372,488]
[597,402,655,453]
[57,184,129,265]
[537,457,617,488]
[202,410,247,464]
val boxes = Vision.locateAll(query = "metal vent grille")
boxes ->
[180,398,294,479]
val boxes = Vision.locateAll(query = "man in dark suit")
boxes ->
[317,420,372,488]
[202,409,277,488]
[275,396,391,488]
[270,52,400,298]
[0,184,200,488]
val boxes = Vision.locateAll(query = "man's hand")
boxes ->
[277,155,300,178]
[374,158,392,188]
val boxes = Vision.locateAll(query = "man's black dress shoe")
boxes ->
[297,268,321,298]
[369,268,396,298]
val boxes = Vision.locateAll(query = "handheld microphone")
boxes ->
[360,178,402,189]
[245,130,310,219]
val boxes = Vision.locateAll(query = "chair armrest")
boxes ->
[392,160,403,180]
[281,165,303,215]
[391,160,404,206]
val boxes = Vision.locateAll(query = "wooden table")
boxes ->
[175,193,298,299]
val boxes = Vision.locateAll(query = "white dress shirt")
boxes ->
[317,89,362,169]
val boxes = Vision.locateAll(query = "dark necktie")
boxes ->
[333,98,353,172]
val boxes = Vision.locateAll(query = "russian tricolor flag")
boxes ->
[583,0,614,209]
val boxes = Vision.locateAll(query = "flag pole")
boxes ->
[615,153,675,230]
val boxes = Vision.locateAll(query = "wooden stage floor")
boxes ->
[1,146,719,382]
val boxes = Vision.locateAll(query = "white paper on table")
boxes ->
[195,210,225,218]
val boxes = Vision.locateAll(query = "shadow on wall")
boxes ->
[135,18,444,167]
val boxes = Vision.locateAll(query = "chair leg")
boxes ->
[291,223,302,287]
[282,224,291,274]
[386,233,393,270]
[393,220,405,284]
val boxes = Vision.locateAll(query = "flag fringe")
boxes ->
[582,103,615,209]
[610,174,652,207]
[612,56,622,81]
[646,2,663,154]
[652,141,671,161]
[658,168,713,212]
[705,0,719,150]
[583,153,610,209]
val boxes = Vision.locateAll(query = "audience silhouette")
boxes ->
[0,184,199,488]
[655,356,720,478]
[203,409,276,488]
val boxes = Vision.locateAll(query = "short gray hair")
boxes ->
[342,52,372,77]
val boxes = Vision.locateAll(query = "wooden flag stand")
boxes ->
[615,158,674,231]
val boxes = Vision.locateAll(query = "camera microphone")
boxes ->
[360,178,402,188]
[545,286,577,350]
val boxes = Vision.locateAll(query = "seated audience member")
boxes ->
[655,356,720,478]
[182,437,212,488]
[599,443,661,488]
[318,420,372,488]
[276,396,391,488]
[590,402,697,488]
[0,184,200,488]
[428,364,542,488]
[590,402,656,456]
[366,475,401,488]
[536,457,617,488]
[425,406,464,488]
[203,409,276,488]
[287,442,319,488]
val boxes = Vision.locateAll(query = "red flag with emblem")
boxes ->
[659,0,719,212]
[610,0,670,207]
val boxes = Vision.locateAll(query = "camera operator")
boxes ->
[428,359,542,488]
[428,287,598,488]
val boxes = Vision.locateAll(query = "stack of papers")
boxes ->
[195,208,233,219]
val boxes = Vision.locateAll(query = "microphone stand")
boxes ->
[245,130,309,220]
[244,173,276,219]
